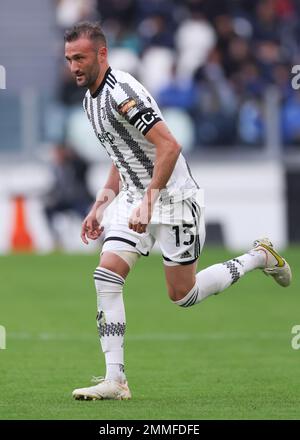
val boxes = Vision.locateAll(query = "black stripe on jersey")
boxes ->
[106,79,115,89]
[93,89,140,191]
[88,95,109,155]
[84,96,97,133]
[89,95,111,158]
[119,82,161,135]
[106,73,117,89]
[84,95,103,144]
[95,95,131,190]
[119,82,145,110]
[108,91,155,178]
[104,92,145,191]
[91,67,113,98]
[108,73,117,84]
[86,91,144,193]
[88,95,115,160]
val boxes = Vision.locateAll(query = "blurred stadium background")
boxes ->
[0,0,300,253]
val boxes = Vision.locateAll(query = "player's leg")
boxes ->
[94,251,131,383]
[163,260,198,302]
[157,198,291,306]
[72,249,139,400]
[164,248,266,305]
[164,240,291,307]
[72,213,155,400]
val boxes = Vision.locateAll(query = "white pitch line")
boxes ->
[7,331,288,342]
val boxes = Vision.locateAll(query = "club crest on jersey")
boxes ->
[118,98,137,118]
[100,106,107,120]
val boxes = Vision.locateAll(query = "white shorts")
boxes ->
[101,193,206,265]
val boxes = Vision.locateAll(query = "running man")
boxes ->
[64,22,292,400]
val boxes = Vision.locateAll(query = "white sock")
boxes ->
[237,250,266,271]
[94,267,127,384]
[105,363,126,382]
[174,250,266,308]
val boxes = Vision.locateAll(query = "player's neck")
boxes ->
[89,64,110,95]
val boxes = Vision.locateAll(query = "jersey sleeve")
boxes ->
[112,82,162,136]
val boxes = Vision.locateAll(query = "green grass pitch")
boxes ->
[0,247,299,420]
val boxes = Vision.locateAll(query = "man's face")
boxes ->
[65,37,103,88]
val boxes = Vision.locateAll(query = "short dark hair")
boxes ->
[64,21,107,47]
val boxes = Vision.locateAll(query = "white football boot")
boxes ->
[252,238,292,287]
[72,377,131,401]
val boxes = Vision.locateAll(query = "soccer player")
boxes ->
[64,22,292,401]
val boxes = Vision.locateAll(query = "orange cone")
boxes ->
[10,195,34,252]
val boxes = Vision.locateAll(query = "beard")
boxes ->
[75,65,99,89]
[75,73,91,87]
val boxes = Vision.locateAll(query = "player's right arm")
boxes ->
[81,163,120,244]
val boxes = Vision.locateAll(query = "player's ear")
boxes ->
[97,46,107,62]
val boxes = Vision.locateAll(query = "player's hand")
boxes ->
[81,211,104,244]
[129,200,152,234]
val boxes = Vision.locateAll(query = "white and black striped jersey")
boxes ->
[83,67,199,202]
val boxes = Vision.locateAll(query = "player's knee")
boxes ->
[99,251,139,279]
[167,283,191,302]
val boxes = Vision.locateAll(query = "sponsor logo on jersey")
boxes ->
[97,131,115,147]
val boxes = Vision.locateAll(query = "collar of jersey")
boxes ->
[90,66,112,98]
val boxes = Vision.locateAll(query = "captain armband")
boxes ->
[118,98,161,135]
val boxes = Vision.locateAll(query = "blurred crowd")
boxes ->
[44,143,93,247]
[55,0,300,148]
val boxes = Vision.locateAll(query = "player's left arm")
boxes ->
[129,121,181,233]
